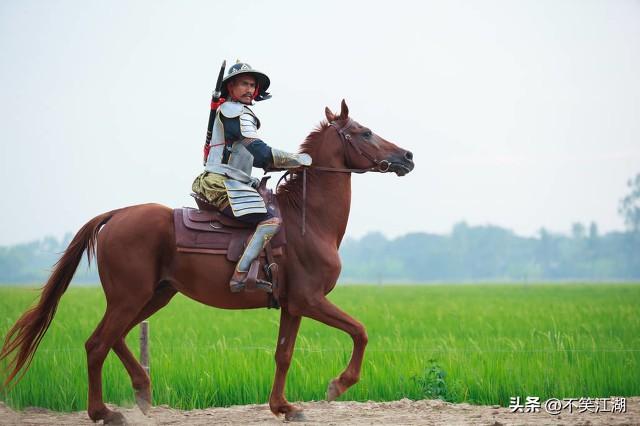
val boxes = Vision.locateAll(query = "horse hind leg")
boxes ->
[85,280,158,424]
[85,299,152,424]
[111,285,177,415]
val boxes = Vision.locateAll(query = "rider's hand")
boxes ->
[250,177,261,189]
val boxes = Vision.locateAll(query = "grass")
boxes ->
[0,283,639,411]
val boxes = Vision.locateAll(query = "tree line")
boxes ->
[0,234,98,284]
[1,223,638,284]
[339,223,640,282]
[340,172,640,282]
[1,173,638,284]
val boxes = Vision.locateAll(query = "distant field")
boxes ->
[1,284,639,411]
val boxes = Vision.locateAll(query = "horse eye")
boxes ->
[362,131,372,138]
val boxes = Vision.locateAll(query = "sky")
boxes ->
[1,0,639,245]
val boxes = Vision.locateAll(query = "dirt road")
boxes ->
[1,397,638,425]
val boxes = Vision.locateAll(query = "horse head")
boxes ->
[323,100,414,176]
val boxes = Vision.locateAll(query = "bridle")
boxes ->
[276,118,393,185]
[316,118,391,174]
[275,118,395,235]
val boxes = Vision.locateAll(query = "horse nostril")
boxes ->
[404,151,413,161]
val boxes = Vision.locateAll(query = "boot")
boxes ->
[230,217,282,293]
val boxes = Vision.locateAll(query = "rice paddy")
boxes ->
[1,283,639,411]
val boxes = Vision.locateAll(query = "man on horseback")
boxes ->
[192,62,312,293]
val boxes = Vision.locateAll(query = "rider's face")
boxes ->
[227,75,256,104]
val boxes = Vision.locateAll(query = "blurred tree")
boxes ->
[589,222,599,240]
[619,173,640,233]
[537,228,556,277]
[3,225,640,284]
[572,222,586,239]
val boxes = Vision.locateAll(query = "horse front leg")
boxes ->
[297,297,368,401]
[268,308,304,420]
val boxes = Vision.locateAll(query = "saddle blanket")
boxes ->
[173,207,285,262]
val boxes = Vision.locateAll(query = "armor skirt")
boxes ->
[191,172,229,210]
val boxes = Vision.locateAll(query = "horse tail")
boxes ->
[0,208,121,387]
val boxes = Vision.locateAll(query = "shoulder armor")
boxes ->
[219,101,244,118]
[241,106,260,127]
[239,108,260,138]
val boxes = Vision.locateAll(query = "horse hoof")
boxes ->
[327,379,342,401]
[284,409,307,422]
[104,410,127,425]
[135,389,152,415]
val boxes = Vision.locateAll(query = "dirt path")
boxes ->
[1,398,638,425]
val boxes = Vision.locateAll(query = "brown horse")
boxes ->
[1,100,414,423]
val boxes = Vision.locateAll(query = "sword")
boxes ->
[203,60,226,165]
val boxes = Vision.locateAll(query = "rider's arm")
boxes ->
[221,115,274,169]
[222,112,311,169]
[243,140,274,169]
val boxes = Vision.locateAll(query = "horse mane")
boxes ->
[276,120,329,210]
[297,120,329,156]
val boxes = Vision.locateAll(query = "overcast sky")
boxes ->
[1,0,639,245]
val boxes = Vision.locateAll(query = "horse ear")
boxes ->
[325,106,336,122]
[339,99,349,119]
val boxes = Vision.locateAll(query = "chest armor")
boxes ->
[226,143,253,177]
[204,102,260,180]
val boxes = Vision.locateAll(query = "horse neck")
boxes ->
[303,169,351,245]
[278,128,352,247]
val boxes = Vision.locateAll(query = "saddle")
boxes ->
[173,179,285,305]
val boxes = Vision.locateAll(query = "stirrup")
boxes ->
[230,277,273,293]
[229,275,246,293]
[229,260,273,293]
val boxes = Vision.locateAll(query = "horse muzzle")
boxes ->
[386,150,414,176]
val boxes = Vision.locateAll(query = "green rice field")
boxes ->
[1,283,639,411]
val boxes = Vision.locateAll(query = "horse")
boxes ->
[0,100,415,423]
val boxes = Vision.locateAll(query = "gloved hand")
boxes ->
[272,149,313,168]
[249,177,261,189]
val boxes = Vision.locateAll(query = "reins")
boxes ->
[275,118,392,235]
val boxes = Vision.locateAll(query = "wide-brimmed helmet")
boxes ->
[221,62,271,102]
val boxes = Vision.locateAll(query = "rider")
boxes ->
[192,61,312,293]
